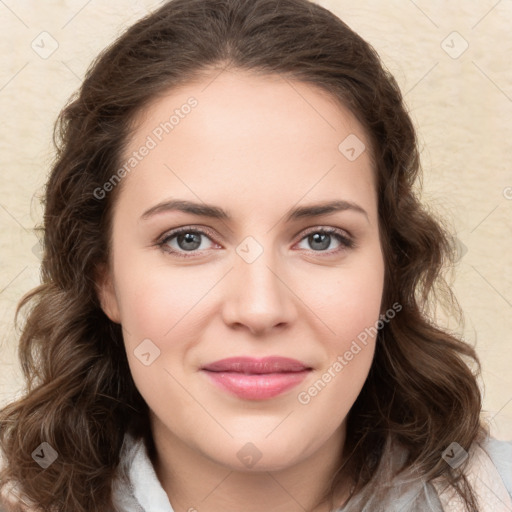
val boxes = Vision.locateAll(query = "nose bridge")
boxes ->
[222,235,295,334]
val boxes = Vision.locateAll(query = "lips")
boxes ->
[201,357,312,400]
[202,356,311,374]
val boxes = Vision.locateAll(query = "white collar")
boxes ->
[113,433,174,512]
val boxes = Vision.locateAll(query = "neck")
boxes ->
[149,417,352,512]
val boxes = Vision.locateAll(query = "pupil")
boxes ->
[310,233,330,250]
[179,232,201,251]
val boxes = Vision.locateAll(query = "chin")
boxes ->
[205,432,316,473]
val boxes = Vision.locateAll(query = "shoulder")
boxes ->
[434,436,512,512]
[0,493,35,512]
[478,437,512,496]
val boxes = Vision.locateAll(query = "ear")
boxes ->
[94,262,121,323]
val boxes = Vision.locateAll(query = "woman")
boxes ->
[0,0,510,511]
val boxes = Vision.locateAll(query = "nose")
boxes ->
[221,246,297,336]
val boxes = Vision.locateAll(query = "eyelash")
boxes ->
[156,225,356,259]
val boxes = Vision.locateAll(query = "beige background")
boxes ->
[0,1,510,439]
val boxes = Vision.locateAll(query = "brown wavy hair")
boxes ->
[0,0,488,510]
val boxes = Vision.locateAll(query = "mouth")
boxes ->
[201,356,313,400]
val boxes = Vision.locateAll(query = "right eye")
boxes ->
[158,226,221,258]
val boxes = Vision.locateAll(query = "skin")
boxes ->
[98,69,385,512]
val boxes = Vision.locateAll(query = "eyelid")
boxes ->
[298,225,353,242]
[157,224,214,241]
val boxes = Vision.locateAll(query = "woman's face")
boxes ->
[98,70,385,472]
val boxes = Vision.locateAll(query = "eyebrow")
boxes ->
[141,198,369,223]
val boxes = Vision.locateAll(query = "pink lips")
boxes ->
[201,357,312,400]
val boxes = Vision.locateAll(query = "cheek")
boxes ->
[294,249,384,410]
[294,341,374,453]
[294,270,383,431]
[115,264,202,414]
[306,253,385,346]
[111,251,222,407]
[112,246,215,344]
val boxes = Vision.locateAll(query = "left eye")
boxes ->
[158,227,354,257]
[296,228,354,252]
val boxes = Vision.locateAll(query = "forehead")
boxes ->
[116,69,377,222]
